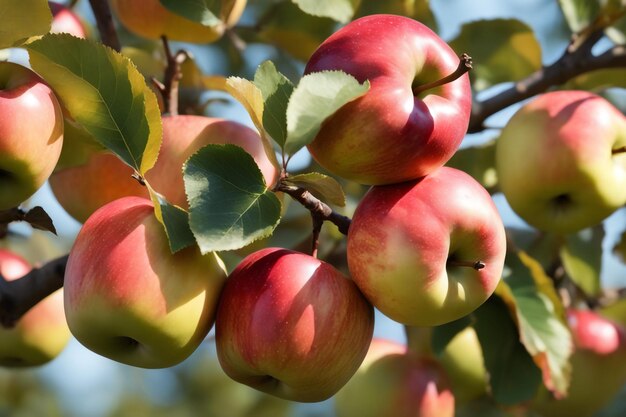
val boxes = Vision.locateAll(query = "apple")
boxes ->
[438,326,488,403]
[0,62,64,210]
[334,338,455,417]
[49,115,279,222]
[110,0,247,44]
[215,247,375,402]
[63,196,227,368]
[496,90,626,234]
[347,166,507,326]
[49,1,87,38]
[0,249,70,367]
[530,309,626,417]
[304,14,471,185]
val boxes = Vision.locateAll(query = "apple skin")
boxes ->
[0,62,64,210]
[496,90,626,234]
[49,1,87,38]
[110,0,246,43]
[347,166,506,326]
[215,247,375,402]
[49,115,278,222]
[530,309,626,417]
[304,14,471,185]
[63,196,227,368]
[334,338,455,417]
[0,249,70,367]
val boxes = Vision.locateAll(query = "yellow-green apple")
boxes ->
[334,338,455,417]
[531,309,626,417]
[304,14,471,185]
[110,0,246,43]
[49,115,278,222]
[49,1,87,38]
[437,326,488,403]
[496,90,626,234]
[0,249,70,367]
[347,166,506,326]
[215,247,374,402]
[0,62,64,210]
[63,196,227,368]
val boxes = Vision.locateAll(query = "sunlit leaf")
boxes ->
[0,0,51,48]
[293,0,359,23]
[283,172,346,207]
[560,226,604,297]
[356,0,437,32]
[159,0,221,26]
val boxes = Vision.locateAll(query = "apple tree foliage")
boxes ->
[1,0,626,415]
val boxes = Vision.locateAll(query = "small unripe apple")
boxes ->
[0,62,64,210]
[348,166,506,326]
[0,249,70,367]
[304,14,471,185]
[64,196,227,368]
[215,247,374,402]
[334,338,455,417]
[496,90,626,234]
[110,0,247,43]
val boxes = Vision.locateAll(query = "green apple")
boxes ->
[110,0,247,43]
[347,167,507,326]
[63,196,227,368]
[531,309,626,417]
[0,249,70,367]
[496,90,626,234]
[304,14,471,185]
[335,338,455,417]
[0,62,64,210]
[215,247,374,402]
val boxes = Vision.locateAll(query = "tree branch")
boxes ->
[0,255,68,328]
[88,0,121,52]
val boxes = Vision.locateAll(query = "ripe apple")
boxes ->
[0,249,70,367]
[63,196,227,368]
[49,1,87,38]
[0,62,64,210]
[49,115,279,222]
[215,247,375,402]
[496,90,626,234]
[334,338,455,417]
[437,326,488,403]
[347,166,506,326]
[110,0,247,43]
[304,14,471,185]
[531,309,626,417]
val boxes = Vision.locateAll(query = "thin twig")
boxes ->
[88,0,121,51]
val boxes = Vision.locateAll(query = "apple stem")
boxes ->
[612,146,626,155]
[412,53,473,96]
[448,259,486,270]
[154,36,189,117]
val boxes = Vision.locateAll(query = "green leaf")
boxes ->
[497,252,573,398]
[558,0,601,32]
[432,315,473,356]
[283,172,346,207]
[473,295,543,405]
[355,0,438,32]
[148,186,197,253]
[566,68,626,90]
[449,19,542,91]
[446,141,497,190]
[285,71,369,156]
[253,61,295,150]
[27,34,162,175]
[292,0,359,23]
[159,0,221,26]
[0,0,51,49]
[560,226,604,296]
[184,144,282,253]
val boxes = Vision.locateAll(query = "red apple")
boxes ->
[531,309,626,417]
[215,247,374,402]
[347,166,506,326]
[49,115,279,222]
[63,196,227,368]
[0,62,64,210]
[49,1,87,38]
[0,249,70,367]
[304,14,471,185]
[334,338,455,417]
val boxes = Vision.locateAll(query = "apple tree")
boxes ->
[1,0,626,416]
